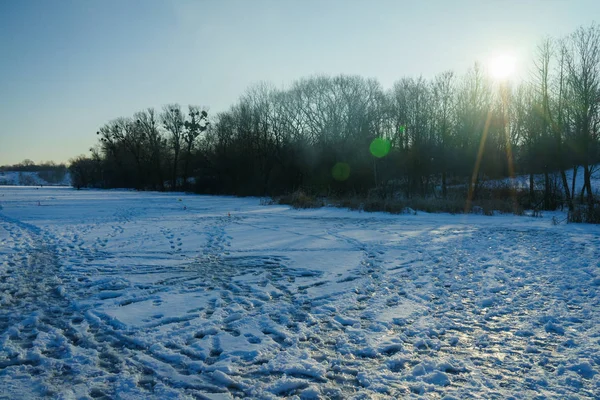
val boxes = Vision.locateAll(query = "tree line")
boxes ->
[1,159,67,173]
[70,24,600,218]
[1,160,68,185]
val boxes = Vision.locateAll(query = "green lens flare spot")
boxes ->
[332,162,351,181]
[399,125,406,134]
[369,138,391,158]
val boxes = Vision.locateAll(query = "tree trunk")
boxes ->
[172,151,179,190]
[544,170,550,210]
[560,168,573,211]
[183,144,193,191]
[373,160,378,188]
[572,166,578,203]
[584,163,594,206]
[134,157,143,190]
[442,172,447,199]
[529,173,534,205]
[473,172,480,201]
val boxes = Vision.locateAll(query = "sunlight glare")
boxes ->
[489,53,517,80]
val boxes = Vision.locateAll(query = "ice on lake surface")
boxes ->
[0,187,599,399]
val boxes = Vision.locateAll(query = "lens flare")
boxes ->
[332,162,351,181]
[370,138,391,158]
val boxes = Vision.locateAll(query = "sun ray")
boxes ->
[465,110,493,213]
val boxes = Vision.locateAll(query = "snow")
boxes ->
[1,187,599,398]
[0,171,71,187]
[493,164,600,195]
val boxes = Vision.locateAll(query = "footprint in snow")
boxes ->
[244,333,262,344]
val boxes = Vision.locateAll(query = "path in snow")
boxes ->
[0,188,599,399]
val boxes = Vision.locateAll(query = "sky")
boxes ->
[0,0,598,165]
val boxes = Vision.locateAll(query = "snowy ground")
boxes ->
[0,187,599,399]
[0,171,71,187]
[494,165,600,195]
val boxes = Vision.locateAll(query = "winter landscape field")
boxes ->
[0,187,599,399]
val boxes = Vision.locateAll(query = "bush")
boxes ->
[362,199,407,214]
[38,168,67,184]
[568,204,600,224]
[333,195,521,216]
[336,196,364,211]
[259,197,276,206]
[273,186,526,216]
[278,190,324,209]
[407,197,464,214]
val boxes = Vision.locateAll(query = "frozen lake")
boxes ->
[1,187,599,399]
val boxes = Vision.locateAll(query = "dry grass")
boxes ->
[337,196,523,216]
[277,190,324,209]
[568,204,600,224]
[276,188,525,216]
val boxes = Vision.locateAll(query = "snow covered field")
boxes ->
[1,187,599,399]
[0,171,71,187]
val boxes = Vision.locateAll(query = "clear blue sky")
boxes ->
[1,0,598,165]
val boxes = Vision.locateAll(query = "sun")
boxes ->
[489,53,517,80]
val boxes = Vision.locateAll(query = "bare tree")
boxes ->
[183,106,209,190]
[531,38,557,209]
[564,24,600,207]
[135,108,165,190]
[432,71,456,198]
[161,104,185,189]
[456,63,493,207]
